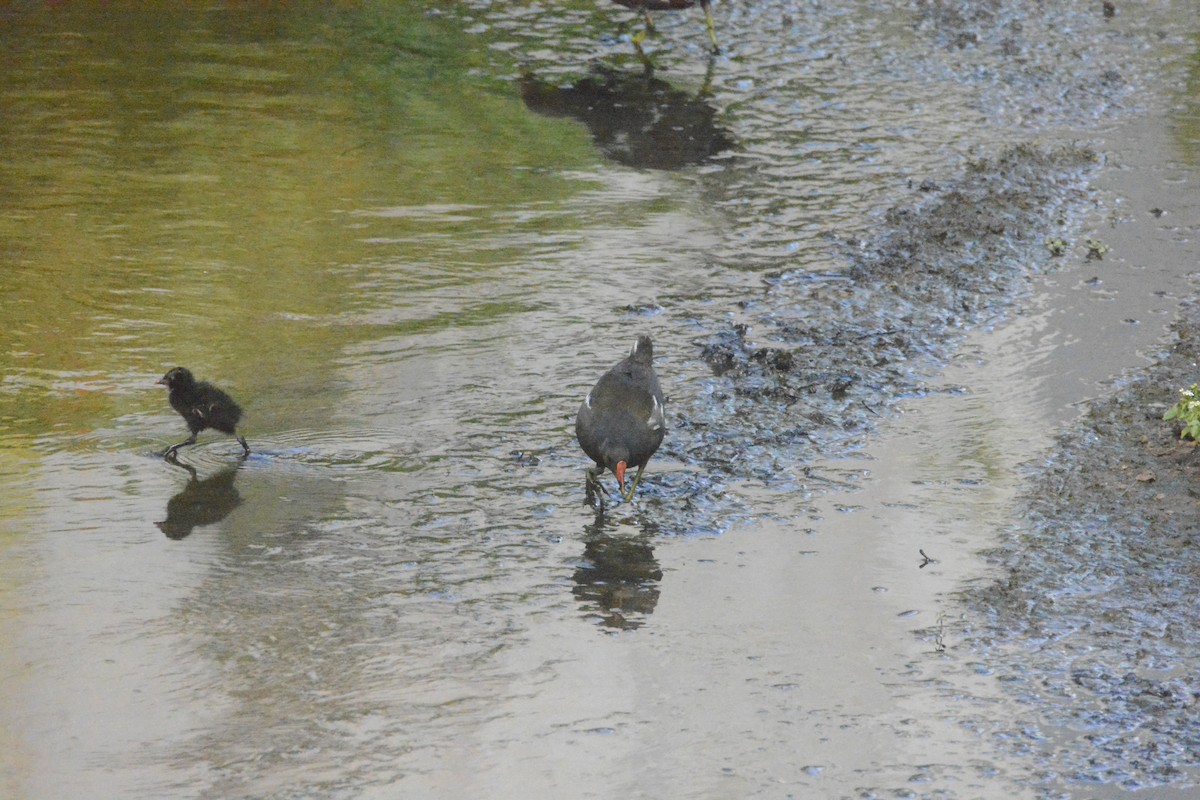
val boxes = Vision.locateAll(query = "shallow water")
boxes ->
[2,2,1200,798]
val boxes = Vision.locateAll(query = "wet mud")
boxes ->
[681,143,1099,490]
[955,302,1200,791]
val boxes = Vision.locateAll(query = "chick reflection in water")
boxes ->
[573,517,663,630]
[157,457,243,540]
[520,65,733,171]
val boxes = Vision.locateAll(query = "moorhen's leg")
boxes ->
[237,435,250,457]
[162,433,197,459]
[622,464,648,501]
[633,32,650,62]
[584,466,609,509]
[701,0,719,53]
[585,466,606,493]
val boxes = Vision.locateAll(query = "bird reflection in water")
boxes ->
[156,456,243,540]
[573,513,663,630]
[520,64,734,171]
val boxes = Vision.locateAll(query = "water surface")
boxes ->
[3,2,1200,798]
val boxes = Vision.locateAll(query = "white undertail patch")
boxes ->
[648,395,664,430]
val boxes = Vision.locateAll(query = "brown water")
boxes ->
[2,2,1199,798]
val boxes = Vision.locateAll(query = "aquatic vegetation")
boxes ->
[1084,236,1110,260]
[1163,383,1200,440]
[1045,236,1068,256]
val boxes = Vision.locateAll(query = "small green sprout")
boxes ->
[1045,237,1067,256]
[1084,237,1110,261]
[1163,383,1200,441]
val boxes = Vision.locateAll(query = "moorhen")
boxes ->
[575,335,666,501]
[611,0,719,54]
[157,367,250,458]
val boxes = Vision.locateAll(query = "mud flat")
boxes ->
[953,299,1200,794]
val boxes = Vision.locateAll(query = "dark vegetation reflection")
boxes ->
[157,458,243,540]
[520,63,734,170]
[573,511,663,630]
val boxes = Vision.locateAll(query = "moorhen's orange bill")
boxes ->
[610,0,719,53]
[157,367,250,458]
[575,335,666,501]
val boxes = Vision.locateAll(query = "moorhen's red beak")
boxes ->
[614,460,627,490]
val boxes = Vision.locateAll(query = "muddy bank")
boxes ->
[676,143,1099,497]
[951,301,1200,791]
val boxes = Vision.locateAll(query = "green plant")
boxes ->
[1084,237,1110,261]
[1163,383,1200,440]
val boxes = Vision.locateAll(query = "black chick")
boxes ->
[157,367,250,458]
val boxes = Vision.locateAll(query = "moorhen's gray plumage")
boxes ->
[575,335,666,501]
[157,367,249,458]
[611,0,719,54]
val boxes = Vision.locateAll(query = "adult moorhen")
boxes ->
[611,0,719,54]
[575,335,666,502]
[157,367,250,458]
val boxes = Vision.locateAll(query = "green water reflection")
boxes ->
[1177,34,1200,163]
[0,3,599,445]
